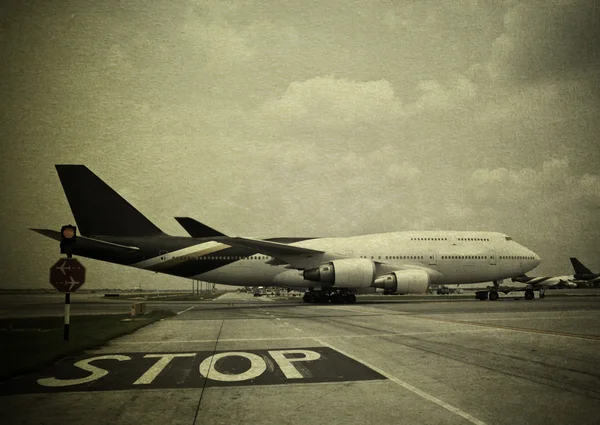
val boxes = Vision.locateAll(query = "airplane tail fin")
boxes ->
[55,165,165,237]
[570,257,592,274]
[174,217,227,238]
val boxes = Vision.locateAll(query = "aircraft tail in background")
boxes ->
[570,257,593,275]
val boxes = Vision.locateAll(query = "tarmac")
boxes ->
[1,291,599,425]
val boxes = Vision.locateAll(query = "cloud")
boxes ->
[258,77,404,129]
[414,76,477,110]
[488,0,600,82]
[469,158,597,205]
[257,75,479,136]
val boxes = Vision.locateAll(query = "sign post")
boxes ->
[49,258,86,341]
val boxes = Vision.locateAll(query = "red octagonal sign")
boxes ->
[49,258,86,292]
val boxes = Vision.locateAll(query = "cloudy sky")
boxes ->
[1,0,599,290]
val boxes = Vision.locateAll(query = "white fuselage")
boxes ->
[162,231,540,289]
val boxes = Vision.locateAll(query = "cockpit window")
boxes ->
[505,236,513,241]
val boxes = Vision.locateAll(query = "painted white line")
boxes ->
[176,306,195,315]
[327,306,409,315]
[114,336,317,344]
[275,317,282,321]
[111,329,493,345]
[312,337,487,425]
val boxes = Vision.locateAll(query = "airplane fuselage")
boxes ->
[73,231,539,290]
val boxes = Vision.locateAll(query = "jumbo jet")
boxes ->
[512,274,576,289]
[501,273,577,299]
[570,258,600,287]
[31,165,541,303]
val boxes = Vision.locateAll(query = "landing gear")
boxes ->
[302,290,357,304]
[524,289,535,300]
[489,290,499,301]
[539,288,545,299]
[302,292,316,303]
[315,291,329,303]
[476,291,488,301]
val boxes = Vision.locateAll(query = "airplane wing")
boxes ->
[215,237,327,269]
[213,236,432,274]
[456,284,528,294]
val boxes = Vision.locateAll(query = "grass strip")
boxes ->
[0,310,175,381]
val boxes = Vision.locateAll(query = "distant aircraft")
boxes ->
[511,274,576,289]
[570,258,600,287]
[31,165,540,303]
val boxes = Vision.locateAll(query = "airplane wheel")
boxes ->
[489,291,499,301]
[345,293,356,304]
[315,292,330,303]
[524,289,534,300]
[330,293,343,304]
[303,292,316,303]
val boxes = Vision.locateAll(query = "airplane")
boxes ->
[570,258,600,287]
[511,274,576,289]
[31,165,541,303]
[501,273,577,298]
[55,260,72,276]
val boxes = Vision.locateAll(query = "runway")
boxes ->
[1,292,599,425]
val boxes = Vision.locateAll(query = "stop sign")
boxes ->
[49,258,86,292]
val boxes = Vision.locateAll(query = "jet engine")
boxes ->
[372,269,430,294]
[303,258,376,288]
